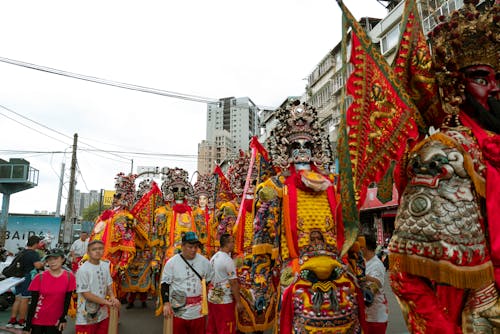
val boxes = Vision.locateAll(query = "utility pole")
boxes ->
[63,134,78,246]
[55,162,65,217]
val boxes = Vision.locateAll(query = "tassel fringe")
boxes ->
[390,253,494,289]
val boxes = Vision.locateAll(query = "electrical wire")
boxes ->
[0,107,71,146]
[0,103,131,164]
[76,161,90,192]
[0,56,219,104]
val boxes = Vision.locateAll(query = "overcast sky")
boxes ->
[0,0,387,214]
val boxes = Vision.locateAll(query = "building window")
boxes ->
[380,24,400,55]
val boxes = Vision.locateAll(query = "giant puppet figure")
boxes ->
[212,166,238,251]
[385,1,500,333]
[122,178,164,303]
[192,173,215,256]
[91,173,137,291]
[247,101,364,333]
[155,167,196,259]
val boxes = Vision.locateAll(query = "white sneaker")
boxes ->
[14,323,24,329]
[5,321,16,328]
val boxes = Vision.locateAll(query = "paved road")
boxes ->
[385,271,410,334]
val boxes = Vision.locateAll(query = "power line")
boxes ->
[0,107,71,146]
[0,56,219,104]
[0,103,131,163]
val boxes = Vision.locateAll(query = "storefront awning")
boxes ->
[360,185,399,210]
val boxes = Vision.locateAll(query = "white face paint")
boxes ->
[198,195,208,208]
[291,139,313,165]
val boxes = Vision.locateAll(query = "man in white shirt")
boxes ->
[207,234,242,334]
[70,231,89,272]
[362,234,389,334]
[161,232,213,334]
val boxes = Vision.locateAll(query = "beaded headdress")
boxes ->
[114,172,137,208]
[193,173,215,198]
[160,167,194,202]
[268,100,332,169]
[430,0,499,114]
[227,150,257,198]
[135,178,153,202]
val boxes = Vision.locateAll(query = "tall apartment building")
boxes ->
[74,189,100,218]
[306,18,381,162]
[197,97,260,174]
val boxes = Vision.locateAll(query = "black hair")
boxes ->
[364,234,378,251]
[220,233,233,248]
[27,235,41,247]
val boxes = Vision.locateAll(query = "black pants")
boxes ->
[31,325,62,334]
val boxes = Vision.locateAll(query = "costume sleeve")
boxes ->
[24,291,39,331]
[250,178,282,311]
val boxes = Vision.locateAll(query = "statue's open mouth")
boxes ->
[411,174,440,188]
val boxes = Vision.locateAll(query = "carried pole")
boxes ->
[163,316,173,334]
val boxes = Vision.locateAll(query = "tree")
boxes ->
[82,201,109,222]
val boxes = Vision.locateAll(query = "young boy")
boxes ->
[75,240,120,334]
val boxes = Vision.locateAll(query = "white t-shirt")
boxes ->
[75,260,113,325]
[161,253,213,320]
[208,251,237,304]
[365,256,389,323]
[70,239,89,258]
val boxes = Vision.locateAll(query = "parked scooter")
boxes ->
[0,247,16,311]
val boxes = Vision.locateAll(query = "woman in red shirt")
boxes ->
[24,249,76,334]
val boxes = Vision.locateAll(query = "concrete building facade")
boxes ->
[197,97,260,174]
[74,189,100,218]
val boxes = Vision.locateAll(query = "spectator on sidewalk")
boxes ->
[6,235,44,330]
[24,249,76,334]
[69,231,89,272]
[161,232,213,334]
[75,240,120,334]
[362,234,389,334]
[207,234,243,334]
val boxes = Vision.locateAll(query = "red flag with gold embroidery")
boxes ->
[337,0,419,208]
[130,181,163,245]
[213,165,236,203]
[393,0,444,130]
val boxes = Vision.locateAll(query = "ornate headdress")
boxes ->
[430,0,499,113]
[193,173,215,198]
[268,100,332,169]
[227,150,257,198]
[135,178,154,202]
[160,167,194,202]
[114,172,137,208]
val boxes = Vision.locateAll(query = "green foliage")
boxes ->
[82,201,109,222]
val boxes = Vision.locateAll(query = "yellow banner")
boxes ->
[103,190,116,206]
